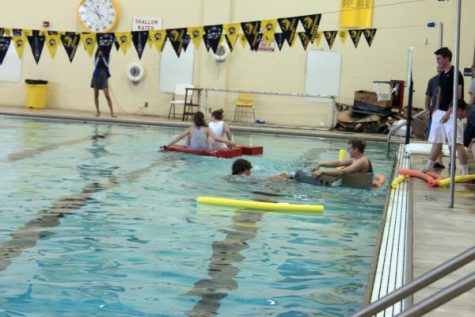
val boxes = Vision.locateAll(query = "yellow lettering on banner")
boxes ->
[340,0,373,28]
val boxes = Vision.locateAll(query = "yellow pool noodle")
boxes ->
[391,175,409,189]
[337,148,347,169]
[436,175,475,187]
[197,196,324,213]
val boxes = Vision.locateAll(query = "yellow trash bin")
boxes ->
[25,79,48,109]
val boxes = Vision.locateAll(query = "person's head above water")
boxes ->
[193,111,207,127]
[232,159,252,176]
[211,109,224,120]
[347,139,366,158]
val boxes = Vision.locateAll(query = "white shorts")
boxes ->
[428,110,463,145]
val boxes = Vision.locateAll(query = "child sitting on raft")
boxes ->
[161,111,234,150]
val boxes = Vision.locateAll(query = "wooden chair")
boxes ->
[168,83,194,119]
[182,87,201,121]
[233,93,256,123]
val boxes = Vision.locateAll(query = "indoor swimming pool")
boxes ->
[0,116,395,317]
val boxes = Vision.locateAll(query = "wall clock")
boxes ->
[78,0,119,33]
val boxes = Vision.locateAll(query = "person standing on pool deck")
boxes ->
[420,47,468,174]
[208,109,232,150]
[161,112,233,150]
[456,99,475,160]
[91,49,116,118]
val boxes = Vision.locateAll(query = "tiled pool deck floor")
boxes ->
[1,105,474,316]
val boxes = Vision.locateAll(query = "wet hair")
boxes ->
[211,109,224,120]
[232,159,252,175]
[434,47,452,61]
[348,139,366,153]
[193,111,207,127]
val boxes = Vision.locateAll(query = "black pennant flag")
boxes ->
[363,28,377,47]
[27,32,45,64]
[183,34,191,52]
[298,32,310,50]
[61,32,80,62]
[132,30,149,59]
[299,14,321,43]
[203,25,223,54]
[277,16,299,46]
[274,33,286,51]
[249,34,263,51]
[166,28,187,57]
[0,37,12,65]
[349,29,363,48]
[96,33,116,56]
[114,38,121,51]
[241,21,261,50]
[323,31,337,49]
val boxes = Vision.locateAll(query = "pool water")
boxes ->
[0,116,394,317]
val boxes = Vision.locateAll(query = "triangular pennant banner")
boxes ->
[239,34,247,48]
[349,29,363,48]
[277,16,299,46]
[262,19,277,47]
[150,30,167,52]
[323,31,337,49]
[115,32,132,55]
[339,30,347,44]
[314,31,323,46]
[299,14,321,43]
[114,38,121,51]
[0,28,12,37]
[223,23,239,51]
[298,32,310,50]
[249,34,263,51]
[363,28,377,47]
[96,33,116,56]
[12,35,26,58]
[274,33,285,51]
[12,29,23,37]
[46,34,61,59]
[182,34,191,52]
[166,28,187,57]
[81,33,96,57]
[132,30,149,59]
[61,32,80,62]
[188,27,204,49]
[27,33,46,64]
[241,21,261,50]
[0,37,12,65]
[203,25,223,54]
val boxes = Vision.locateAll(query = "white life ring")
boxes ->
[127,63,145,82]
[212,43,230,63]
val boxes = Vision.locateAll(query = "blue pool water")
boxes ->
[0,116,394,316]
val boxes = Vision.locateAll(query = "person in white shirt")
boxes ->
[208,109,232,150]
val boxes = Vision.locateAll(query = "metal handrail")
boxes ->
[386,110,426,158]
[352,246,475,317]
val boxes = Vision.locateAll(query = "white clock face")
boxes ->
[78,0,118,33]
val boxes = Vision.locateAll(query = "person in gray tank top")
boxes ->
[161,112,233,150]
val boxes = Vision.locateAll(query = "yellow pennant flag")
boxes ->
[13,35,26,58]
[339,30,347,44]
[115,32,132,55]
[188,27,204,49]
[46,34,61,58]
[81,33,96,57]
[223,23,240,50]
[150,30,166,52]
[314,31,323,46]
[262,19,277,47]
[0,28,12,36]
[239,34,247,49]
[23,29,33,37]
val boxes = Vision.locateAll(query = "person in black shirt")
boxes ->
[91,49,116,117]
[421,47,468,175]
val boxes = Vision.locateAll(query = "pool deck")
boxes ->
[1,105,474,315]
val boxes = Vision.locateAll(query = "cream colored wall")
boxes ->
[0,0,474,127]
